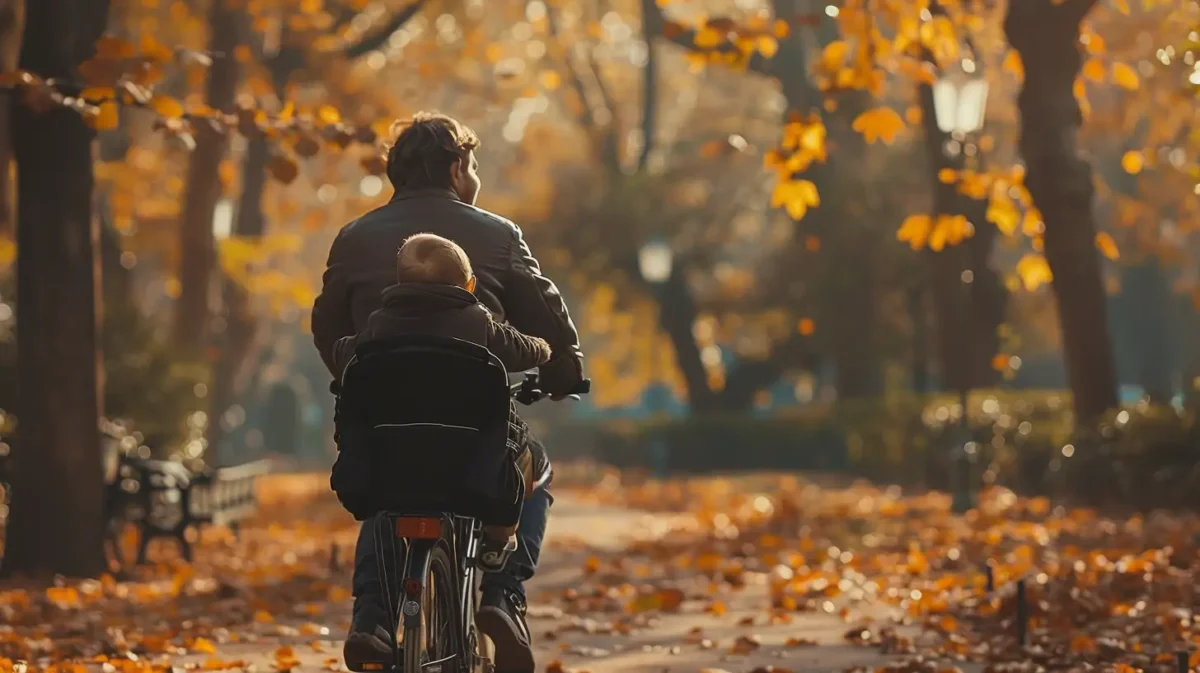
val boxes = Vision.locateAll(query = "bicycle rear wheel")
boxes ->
[402,543,463,672]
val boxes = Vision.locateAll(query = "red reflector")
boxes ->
[404,578,422,597]
[395,517,440,539]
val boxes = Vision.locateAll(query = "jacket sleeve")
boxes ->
[312,227,357,377]
[502,225,584,354]
[486,317,553,373]
[331,334,359,380]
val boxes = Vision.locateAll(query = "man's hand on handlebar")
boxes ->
[535,355,585,400]
[511,372,591,406]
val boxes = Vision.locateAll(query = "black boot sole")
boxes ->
[476,606,535,673]
[343,633,394,672]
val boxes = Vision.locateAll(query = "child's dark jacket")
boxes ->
[332,282,552,488]
[332,283,551,376]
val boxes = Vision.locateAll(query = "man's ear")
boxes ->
[466,275,477,293]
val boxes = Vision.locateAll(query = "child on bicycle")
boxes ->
[330,232,552,524]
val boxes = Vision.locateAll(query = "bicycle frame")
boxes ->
[383,512,492,673]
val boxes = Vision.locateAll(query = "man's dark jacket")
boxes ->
[313,187,583,392]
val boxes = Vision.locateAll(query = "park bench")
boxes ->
[1,425,272,567]
[106,452,271,566]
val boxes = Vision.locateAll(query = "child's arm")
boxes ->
[486,318,553,372]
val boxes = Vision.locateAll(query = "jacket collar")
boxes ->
[390,186,461,203]
[380,283,478,310]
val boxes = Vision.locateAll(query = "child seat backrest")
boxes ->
[332,335,520,523]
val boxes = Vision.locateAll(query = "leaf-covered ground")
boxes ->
[2,469,1199,673]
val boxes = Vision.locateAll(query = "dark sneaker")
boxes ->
[476,586,534,673]
[343,625,394,671]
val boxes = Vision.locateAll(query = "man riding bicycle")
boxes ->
[312,112,586,673]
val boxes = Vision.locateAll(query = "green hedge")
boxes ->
[545,390,1200,511]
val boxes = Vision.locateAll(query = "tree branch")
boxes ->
[642,0,774,76]
[637,0,658,171]
[546,1,622,171]
[343,0,427,59]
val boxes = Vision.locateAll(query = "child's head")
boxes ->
[396,233,476,292]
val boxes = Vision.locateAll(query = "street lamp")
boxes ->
[638,240,674,479]
[212,199,235,240]
[932,66,989,135]
[638,240,673,284]
[931,61,989,514]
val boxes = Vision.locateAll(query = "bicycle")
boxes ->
[365,371,589,673]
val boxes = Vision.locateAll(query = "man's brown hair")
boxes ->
[385,112,479,191]
[396,233,473,287]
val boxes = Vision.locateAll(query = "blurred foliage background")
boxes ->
[0,0,1198,512]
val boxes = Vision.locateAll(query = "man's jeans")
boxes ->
[350,481,554,627]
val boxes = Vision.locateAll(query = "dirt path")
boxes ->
[168,494,979,673]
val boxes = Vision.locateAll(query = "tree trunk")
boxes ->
[654,265,716,411]
[0,0,23,237]
[174,0,240,351]
[207,133,267,461]
[2,0,109,579]
[1005,0,1118,422]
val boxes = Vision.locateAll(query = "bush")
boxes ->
[590,411,847,473]
[556,389,1200,512]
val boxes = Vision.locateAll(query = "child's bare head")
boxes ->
[396,233,474,290]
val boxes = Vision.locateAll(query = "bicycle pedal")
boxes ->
[478,535,517,572]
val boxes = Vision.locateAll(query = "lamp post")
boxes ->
[639,240,673,479]
[931,61,989,514]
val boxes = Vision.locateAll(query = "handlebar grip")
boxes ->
[570,379,591,395]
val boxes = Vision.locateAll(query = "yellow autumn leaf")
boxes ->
[316,104,341,125]
[938,168,957,184]
[1082,59,1106,82]
[151,95,184,119]
[819,41,850,72]
[1003,51,1024,80]
[851,107,906,145]
[897,214,933,250]
[1113,0,1130,13]
[1095,232,1120,260]
[1015,253,1053,291]
[539,70,561,90]
[0,238,13,269]
[1073,78,1090,118]
[694,26,724,48]
[1022,210,1045,237]
[986,192,1020,237]
[1121,150,1144,174]
[928,214,973,251]
[1111,62,1139,90]
[191,637,218,654]
[90,100,120,131]
[771,179,820,221]
[80,86,115,101]
[757,36,779,58]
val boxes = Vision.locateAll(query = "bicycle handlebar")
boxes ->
[511,372,591,406]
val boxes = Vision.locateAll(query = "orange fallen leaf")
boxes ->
[190,637,217,654]
[731,634,762,654]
